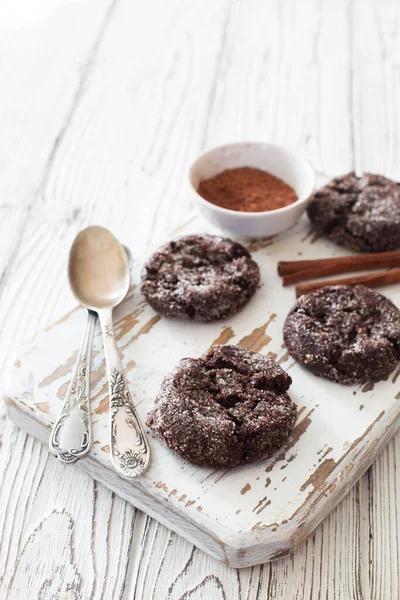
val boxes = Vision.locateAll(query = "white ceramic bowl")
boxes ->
[189,142,315,239]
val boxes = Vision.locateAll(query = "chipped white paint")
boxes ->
[1,0,400,597]
[5,215,400,567]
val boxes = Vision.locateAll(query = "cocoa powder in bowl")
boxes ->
[197,166,298,213]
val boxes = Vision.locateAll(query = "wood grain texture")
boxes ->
[0,0,399,597]
[7,214,400,568]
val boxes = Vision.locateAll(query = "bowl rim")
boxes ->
[189,141,315,218]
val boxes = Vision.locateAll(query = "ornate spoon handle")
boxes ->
[49,310,95,463]
[98,309,150,478]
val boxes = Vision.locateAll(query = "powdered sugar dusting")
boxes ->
[141,234,260,321]
[147,345,297,468]
[284,285,400,384]
[308,172,400,252]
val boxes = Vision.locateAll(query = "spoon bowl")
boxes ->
[69,225,130,310]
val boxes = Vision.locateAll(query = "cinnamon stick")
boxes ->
[278,249,400,282]
[295,268,400,298]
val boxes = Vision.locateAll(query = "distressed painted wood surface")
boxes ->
[1,0,400,597]
[6,212,400,569]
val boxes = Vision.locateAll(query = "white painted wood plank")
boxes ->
[0,0,114,283]
[0,0,399,597]
[37,0,231,250]
[8,214,400,568]
[352,2,400,599]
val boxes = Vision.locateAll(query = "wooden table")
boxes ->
[0,1,399,598]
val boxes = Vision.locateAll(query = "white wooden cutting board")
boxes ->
[4,216,400,568]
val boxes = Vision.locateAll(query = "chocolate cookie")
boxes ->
[141,234,260,322]
[283,285,400,384]
[307,172,400,252]
[147,345,297,468]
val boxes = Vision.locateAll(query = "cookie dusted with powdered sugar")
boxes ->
[147,345,297,468]
[307,172,400,252]
[141,234,260,322]
[283,285,400,384]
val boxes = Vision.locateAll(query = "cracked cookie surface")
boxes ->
[147,345,297,468]
[284,285,400,384]
[141,234,260,322]
[307,172,400,252]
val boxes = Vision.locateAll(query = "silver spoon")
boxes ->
[69,226,150,477]
[49,244,132,465]
[49,309,95,463]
